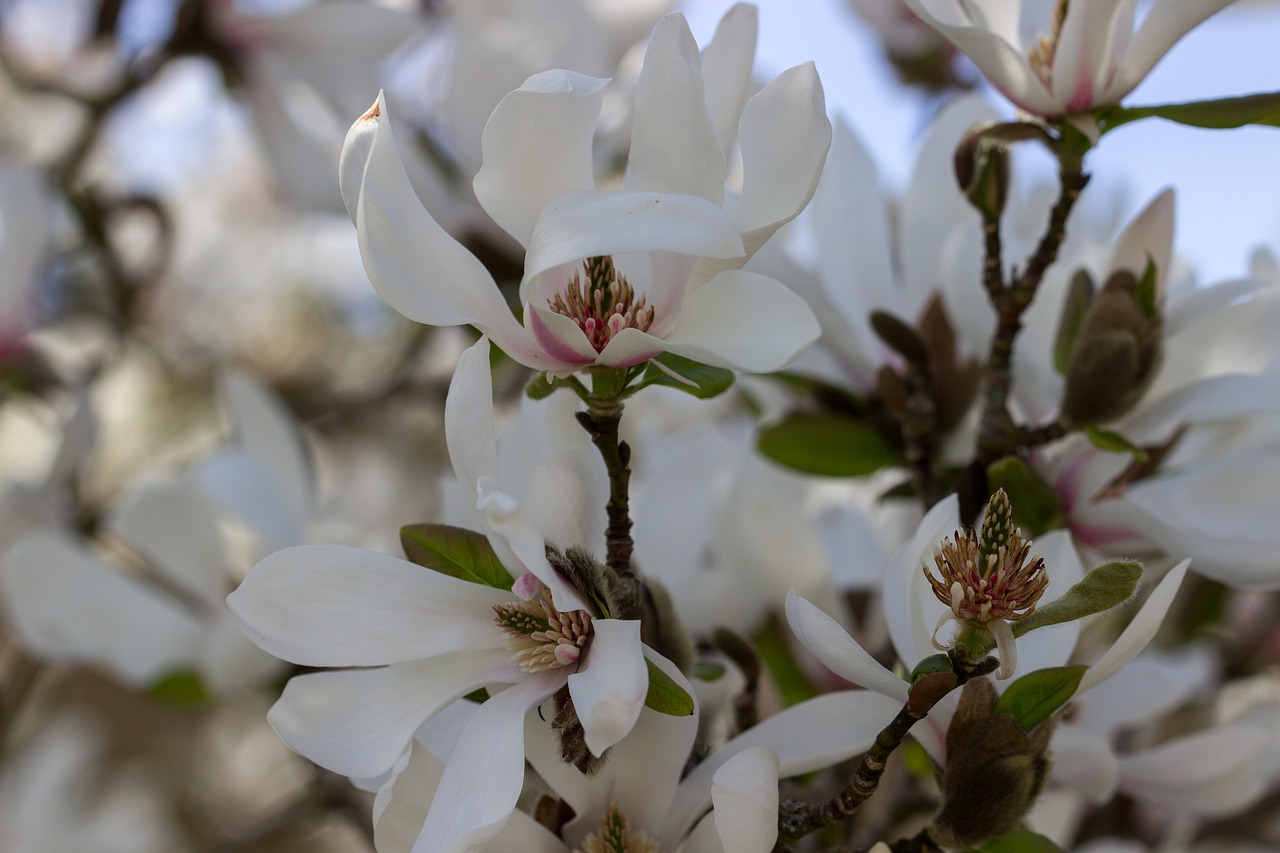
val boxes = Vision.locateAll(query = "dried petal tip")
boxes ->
[575,804,663,853]
[493,579,592,673]
[359,100,381,122]
[549,256,656,353]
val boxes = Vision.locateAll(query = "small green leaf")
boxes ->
[1084,425,1149,462]
[629,352,735,399]
[976,828,1070,853]
[1053,270,1094,375]
[400,524,516,589]
[757,412,899,477]
[910,653,954,684]
[1014,560,1142,638]
[993,665,1087,730]
[985,457,1066,537]
[149,670,208,706]
[644,658,695,716]
[1097,91,1280,134]
[1135,254,1159,319]
[692,662,726,681]
[526,372,588,401]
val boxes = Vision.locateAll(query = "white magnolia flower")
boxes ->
[228,337,651,852]
[339,6,825,376]
[786,495,1191,795]
[373,654,903,853]
[900,0,1236,119]
[0,372,298,693]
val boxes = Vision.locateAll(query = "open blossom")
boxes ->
[228,338,651,853]
[900,1,1236,119]
[339,6,825,376]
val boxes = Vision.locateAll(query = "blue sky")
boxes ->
[681,0,1280,283]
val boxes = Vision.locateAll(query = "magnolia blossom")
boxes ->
[786,495,1191,796]
[900,0,1236,119]
[339,7,825,376]
[228,337,652,852]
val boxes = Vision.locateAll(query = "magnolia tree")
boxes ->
[0,1,1279,852]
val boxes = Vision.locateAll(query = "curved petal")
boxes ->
[228,544,513,667]
[222,370,312,527]
[340,93,547,366]
[1050,0,1135,110]
[267,650,520,779]
[567,618,647,756]
[882,496,961,670]
[415,671,565,853]
[1113,0,1237,101]
[108,482,228,609]
[699,3,757,155]
[445,337,500,508]
[1118,724,1270,816]
[734,62,832,255]
[198,610,287,695]
[711,747,780,853]
[527,304,600,366]
[474,70,608,247]
[656,269,820,372]
[1107,189,1174,298]
[1049,723,1120,802]
[662,690,902,841]
[2,531,203,685]
[628,13,725,206]
[191,450,301,552]
[1079,559,1190,693]
[784,591,909,701]
[520,190,743,297]
[998,529,1085,684]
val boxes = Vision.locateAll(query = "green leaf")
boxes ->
[644,657,695,716]
[1135,254,1159,319]
[526,372,587,401]
[1015,560,1142,638]
[985,457,1066,537]
[628,352,735,399]
[757,412,899,477]
[976,828,1070,853]
[993,665,1087,730]
[149,670,208,707]
[1097,91,1280,134]
[1084,425,1149,463]
[400,524,516,589]
[1053,270,1094,375]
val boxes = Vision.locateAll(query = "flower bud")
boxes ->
[954,132,1010,220]
[1060,268,1163,425]
[928,678,1054,849]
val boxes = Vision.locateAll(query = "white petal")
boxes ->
[107,482,228,608]
[882,496,961,671]
[712,747,779,853]
[227,544,513,667]
[1049,0,1135,110]
[198,610,287,695]
[445,337,499,509]
[734,62,832,256]
[1118,724,1270,816]
[524,450,607,557]
[784,590,909,701]
[998,529,1084,683]
[520,190,743,298]
[340,93,547,366]
[222,370,311,526]
[2,530,202,685]
[415,671,565,853]
[1049,723,1120,803]
[1113,0,1237,101]
[662,690,902,841]
[567,619,647,756]
[474,70,608,247]
[628,13,725,205]
[1107,188,1174,299]
[527,304,601,366]
[268,650,519,779]
[699,3,757,155]
[191,451,302,551]
[1079,559,1189,693]
[657,269,820,372]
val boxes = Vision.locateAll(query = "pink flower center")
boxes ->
[493,582,592,673]
[548,256,655,353]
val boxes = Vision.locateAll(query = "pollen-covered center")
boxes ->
[548,255,655,352]
[575,804,664,853]
[924,490,1048,623]
[492,580,592,672]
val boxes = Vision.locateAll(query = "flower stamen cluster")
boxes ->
[493,582,593,672]
[549,256,656,353]
[1026,0,1069,87]
[575,804,664,853]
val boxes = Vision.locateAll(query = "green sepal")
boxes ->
[1083,425,1149,463]
[993,664,1087,730]
[1136,254,1159,319]
[910,653,955,684]
[400,523,516,589]
[985,456,1066,537]
[149,670,209,707]
[644,657,695,716]
[975,827,1070,853]
[526,372,587,401]
[1053,270,1094,375]
[626,352,735,400]
[757,412,899,477]
[1014,560,1142,638]
[1096,91,1280,135]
